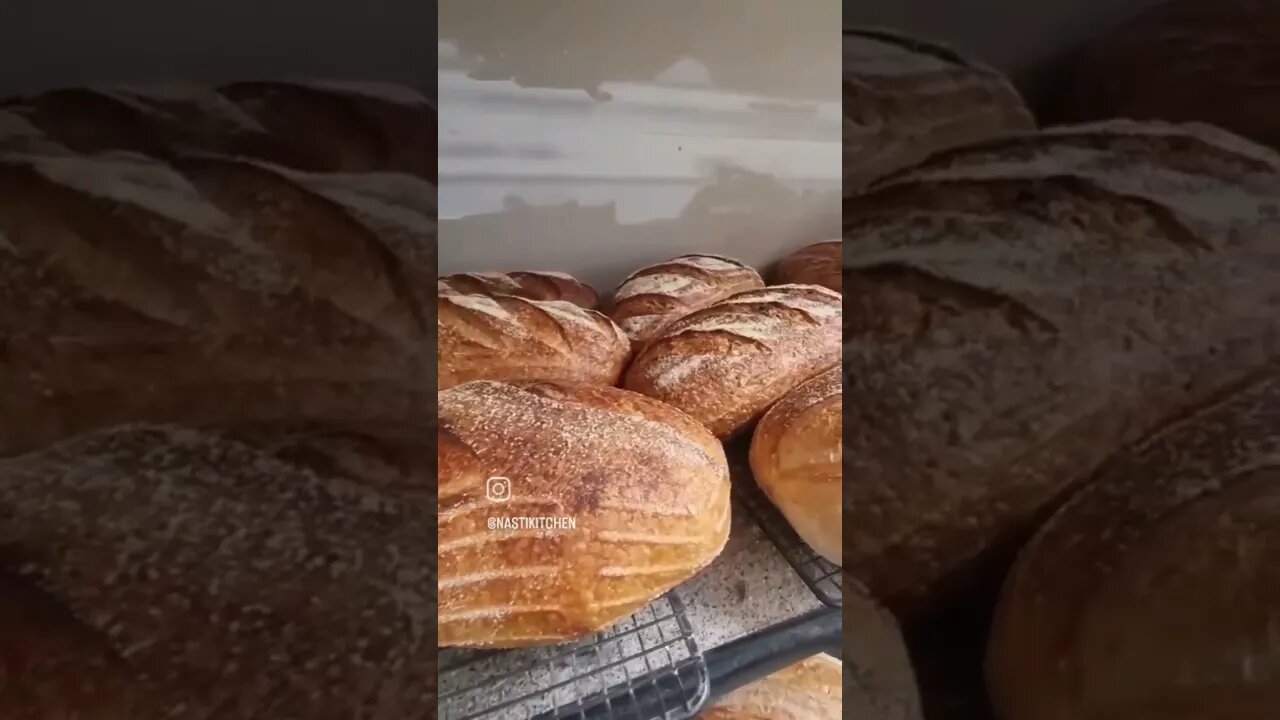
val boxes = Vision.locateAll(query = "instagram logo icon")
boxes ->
[486,476,512,502]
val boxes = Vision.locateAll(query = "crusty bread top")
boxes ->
[1066,0,1280,152]
[626,284,841,438]
[774,240,841,292]
[437,292,630,390]
[609,254,764,342]
[844,28,1035,193]
[988,369,1280,720]
[0,81,434,179]
[0,424,434,719]
[842,119,1280,613]
[437,380,730,648]
[438,270,599,308]
[698,655,842,720]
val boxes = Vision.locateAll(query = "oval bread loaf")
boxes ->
[697,654,843,720]
[0,150,434,457]
[987,370,1280,720]
[845,28,1034,193]
[774,240,841,292]
[0,424,435,719]
[438,270,599,309]
[625,284,842,439]
[749,366,842,565]
[609,254,764,345]
[437,293,630,390]
[1065,0,1280,152]
[842,120,1280,617]
[437,380,731,648]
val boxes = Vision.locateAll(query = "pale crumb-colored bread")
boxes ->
[844,575,926,720]
[0,150,434,457]
[1066,0,1280,152]
[609,254,765,344]
[437,380,731,648]
[0,80,435,179]
[625,284,841,439]
[774,240,841,292]
[845,28,1035,193]
[697,654,842,720]
[988,369,1280,720]
[749,366,841,565]
[842,119,1280,617]
[0,424,435,719]
[438,270,599,309]
[436,293,631,390]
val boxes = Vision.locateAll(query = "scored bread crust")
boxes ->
[0,150,434,457]
[438,270,599,309]
[437,293,631,390]
[842,119,1280,616]
[749,366,842,565]
[697,654,843,720]
[0,424,435,719]
[987,370,1280,720]
[437,380,731,648]
[0,80,435,179]
[845,28,1035,193]
[625,284,842,439]
[609,254,765,345]
[774,240,841,292]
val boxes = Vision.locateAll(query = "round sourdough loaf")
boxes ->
[749,366,841,565]
[437,380,731,648]
[845,28,1034,193]
[842,120,1280,617]
[987,371,1280,720]
[438,270,599,309]
[609,254,764,345]
[437,292,631,390]
[774,240,841,293]
[697,654,843,720]
[1065,0,1280,152]
[624,284,841,439]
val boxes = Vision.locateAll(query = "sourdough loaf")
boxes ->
[842,120,1280,616]
[0,150,435,457]
[987,369,1280,720]
[438,270,598,309]
[0,81,435,179]
[437,380,731,648]
[845,28,1034,193]
[625,284,841,439]
[697,654,843,720]
[1065,0,1280,152]
[774,240,841,292]
[0,424,435,719]
[749,366,841,565]
[437,293,630,390]
[609,254,764,344]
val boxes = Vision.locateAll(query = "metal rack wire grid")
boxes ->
[438,593,709,720]
[725,442,842,608]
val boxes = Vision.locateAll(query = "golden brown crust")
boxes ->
[1066,0,1280,152]
[987,370,1280,720]
[437,380,731,648]
[845,28,1035,194]
[0,151,434,457]
[436,293,631,390]
[0,424,436,719]
[697,655,842,720]
[438,270,599,309]
[625,284,841,439]
[842,120,1280,617]
[749,367,841,564]
[774,240,841,292]
[0,81,435,179]
[609,254,765,344]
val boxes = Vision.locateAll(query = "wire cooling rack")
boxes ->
[438,593,709,720]
[725,442,842,608]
